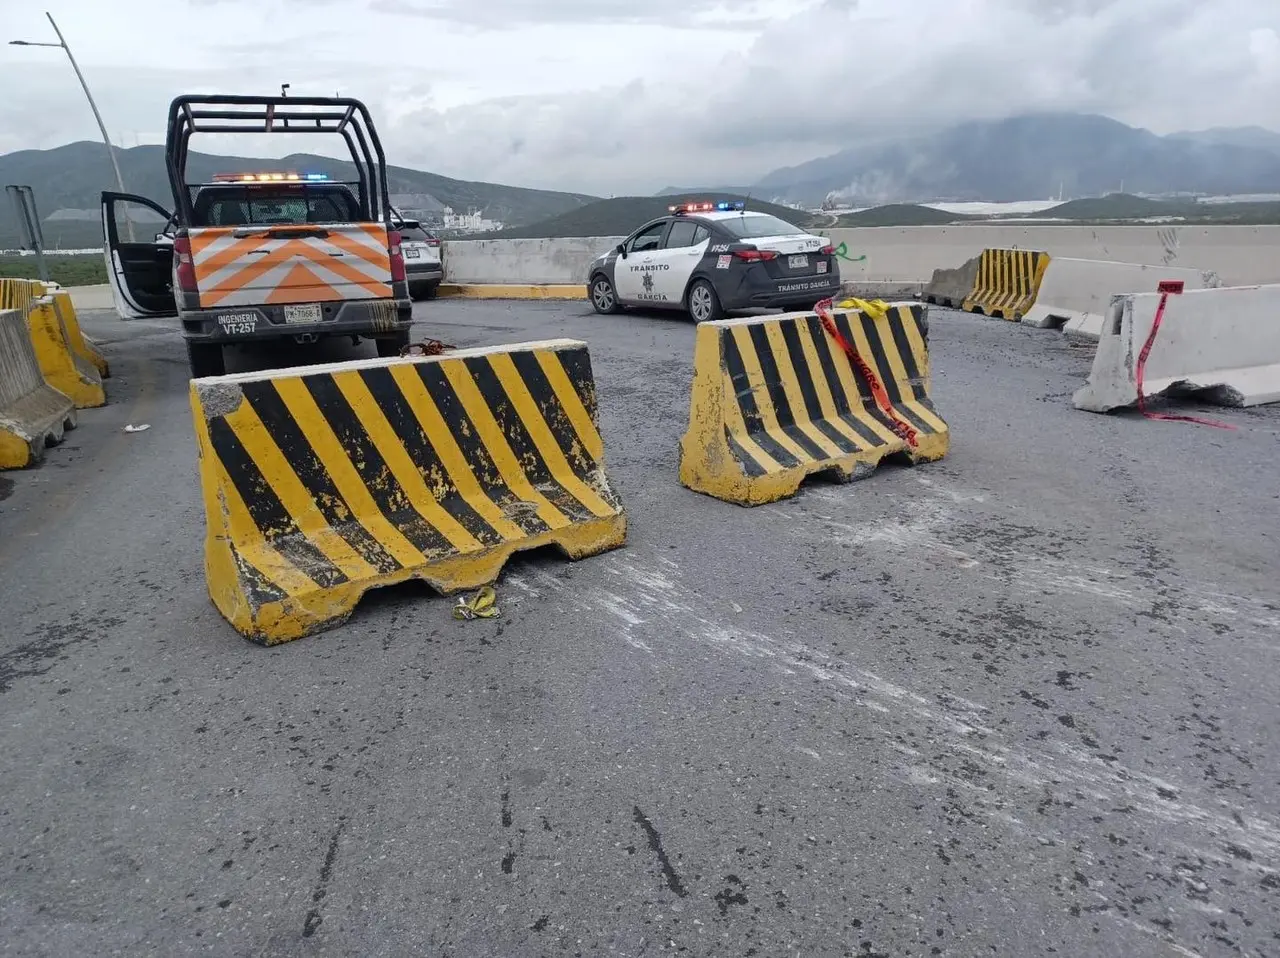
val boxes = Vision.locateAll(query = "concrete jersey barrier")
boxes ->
[69,225,1280,311]
[0,307,76,469]
[442,237,623,286]
[64,284,116,314]
[434,227,1278,293]
[41,285,110,377]
[820,225,1280,289]
[1023,258,1222,339]
[1,279,106,409]
[921,255,980,308]
[961,248,1051,320]
[1074,284,1280,412]
[190,340,628,643]
[678,302,949,505]
[25,297,106,409]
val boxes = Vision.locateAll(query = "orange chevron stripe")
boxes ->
[192,230,389,279]
[200,246,391,306]
[189,223,394,308]
[193,234,280,277]
[262,264,338,304]
[322,230,392,270]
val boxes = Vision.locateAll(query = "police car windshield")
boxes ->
[716,214,805,239]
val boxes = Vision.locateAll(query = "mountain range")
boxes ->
[3,113,1279,248]
[753,114,1280,207]
[0,142,595,248]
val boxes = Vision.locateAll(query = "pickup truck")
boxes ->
[100,94,413,377]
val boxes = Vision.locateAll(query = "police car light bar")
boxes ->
[668,200,747,214]
[209,172,330,182]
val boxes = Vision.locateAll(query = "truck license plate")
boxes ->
[283,304,322,324]
[789,255,808,269]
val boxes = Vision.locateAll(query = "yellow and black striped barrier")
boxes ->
[678,302,949,506]
[960,248,1050,320]
[191,339,627,644]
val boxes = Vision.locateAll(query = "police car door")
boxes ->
[614,220,670,304]
[653,220,711,304]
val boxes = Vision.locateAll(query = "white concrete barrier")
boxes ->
[823,225,1280,289]
[66,225,1279,309]
[65,284,115,313]
[1023,258,1222,339]
[434,225,1278,291]
[1073,285,1280,413]
[442,237,623,285]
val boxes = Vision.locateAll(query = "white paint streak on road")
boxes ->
[515,542,1280,875]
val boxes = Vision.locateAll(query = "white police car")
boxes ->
[585,201,840,322]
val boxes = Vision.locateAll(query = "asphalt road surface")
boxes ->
[2,300,1278,958]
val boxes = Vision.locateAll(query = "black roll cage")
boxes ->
[164,94,392,227]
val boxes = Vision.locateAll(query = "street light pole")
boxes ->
[43,13,127,198]
[10,12,133,239]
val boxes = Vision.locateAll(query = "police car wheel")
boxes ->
[590,274,620,314]
[687,279,723,324]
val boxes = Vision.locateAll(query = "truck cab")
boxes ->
[101,94,413,377]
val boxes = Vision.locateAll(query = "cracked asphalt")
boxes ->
[1,299,1278,957]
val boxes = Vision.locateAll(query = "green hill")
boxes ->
[1178,201,1280,224]
[836,204,976,227]
[0,141,598,249]
[1034,194,1195,219]
[1016,193,1280,224]
[489,194,819,239]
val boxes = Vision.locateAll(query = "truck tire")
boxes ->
[376,330,411,358]
[186,342,225,378]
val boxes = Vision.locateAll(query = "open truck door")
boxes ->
[100,191,178,319]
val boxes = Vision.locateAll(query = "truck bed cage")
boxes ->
[164,94,392,226]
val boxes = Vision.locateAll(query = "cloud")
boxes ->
[369,0,776,29]
[1,0,1277,197]
[386,0,1280,193]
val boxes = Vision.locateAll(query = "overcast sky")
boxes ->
[1,0,1278,195]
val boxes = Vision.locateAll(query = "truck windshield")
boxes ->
[192,186,361,227]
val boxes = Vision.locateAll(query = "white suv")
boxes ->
[395,216,443,300]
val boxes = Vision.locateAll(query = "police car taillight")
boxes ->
[819,244,835,255]
[388,230,406,282]
[732,249,778,262]
[173,235,197,293]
